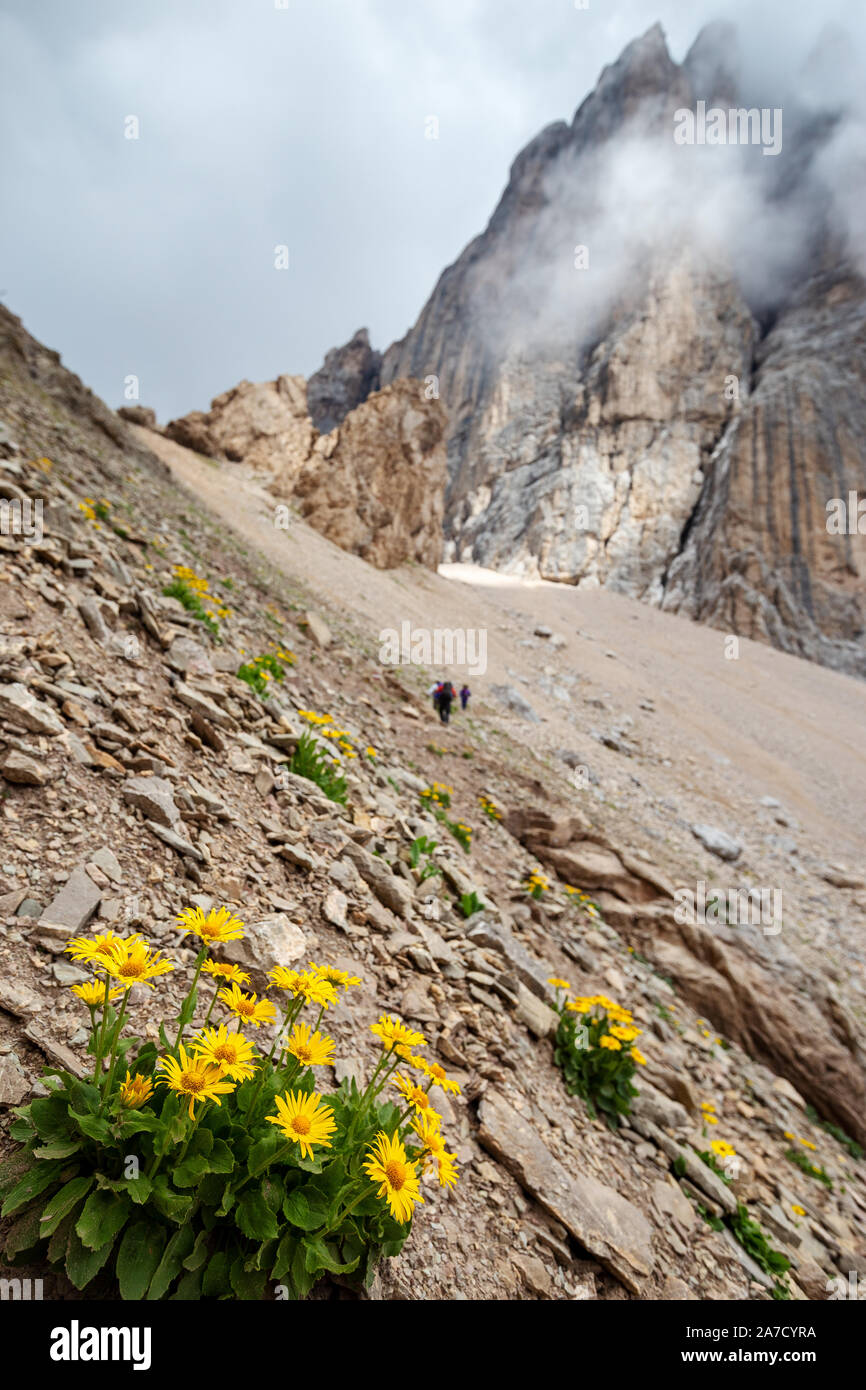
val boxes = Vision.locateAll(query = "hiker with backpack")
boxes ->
[437,678,455,724]
[460,684,470,711]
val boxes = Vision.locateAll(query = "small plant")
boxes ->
[445,819,472,854]
[805,1105,862,1161]
[408,837,440,882]
[287,732,348,805]
[523,869,549,901]
[563,884,600,919]
[729,1204,791,1299]
[425,743,448,757]
[458,891,486,919]
[237,650,294,699]
[419,782,452,811]
[478,794,502,823]
[550,988,646,1129]
[163,565,228,639]
[696,1140,736,1183]
[0,912,462,1300]
[785,1147,833,1189]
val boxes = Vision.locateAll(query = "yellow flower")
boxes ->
[548,977,571,990]
[176,905,245,945]
[70,979,123,1007]
[411,1113,444,1152]
[701,1101,717,1113]
[366,747,377,758]
[371,1014,427,1055]
[599,1035,622,1051]
[705,1114,719,1124]
[610,1024,641,1042]
[792,1204,806,1217]
[430,1148,459,1190]
[710,1139,737,1158]
[117,1071,154,1109]
[630,1047,647,1066]
[392,1072,436,1115]
[566,997,594,1014]
[266,1090,337,1160]
[189,1024,260,1081]
[267,967,337,1009]
[65,931,142,971]
[414,1058,461,1095]
[201,959,251,987]
[799,1138,817,1151]
[217,983,277,1028]
[364,1131,423,1224]
[308,962,362,990]
[783,1130,794,1140]
[284,1022,335,1068]
[156,1045,235,1119]
[104,939,174,990]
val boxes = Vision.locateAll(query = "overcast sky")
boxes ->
[0,0,859,421]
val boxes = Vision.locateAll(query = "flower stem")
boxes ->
[99,989,130,1109]
[172,947,208,1052]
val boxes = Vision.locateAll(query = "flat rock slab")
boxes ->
[122,774,180,827]
[691,823,742,862]
[222,913,310,982]
[478,1088,654,1293]
[0,682,64,736]
[0,748,52,785]
[38,865,102,934]
[23,1023,89,1080]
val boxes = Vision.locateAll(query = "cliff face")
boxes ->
[361,22,866,672]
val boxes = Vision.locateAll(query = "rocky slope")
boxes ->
[304,22,866,674]
[162,371,446,569]
[1,304,865,1301]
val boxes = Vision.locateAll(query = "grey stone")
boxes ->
[122,775,180,827]
[0,1052,29,1106]
[478,1088,654,1294]
[0,748,51,785]
[222,913,309,980]
[89,846,123,883]
[489,684,540,722]
[0,682,64,736]
[691,823,742,862]
[342,842,413,917]
[38,865,102,934]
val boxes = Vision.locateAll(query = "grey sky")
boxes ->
[0,0,859,421]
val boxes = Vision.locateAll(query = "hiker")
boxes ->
[438,679,455,724]
[429,681,441,713]
[460,684,470,711]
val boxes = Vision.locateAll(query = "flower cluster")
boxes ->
[523,869,550,900]
[478,794,502,822]
[420,782,453,809]
[237,649,294,699]
[163,563,230,634]
[296,710,374,762]
[551,983,646,1126]
[563,883,600,918]
[1,904,465,1300]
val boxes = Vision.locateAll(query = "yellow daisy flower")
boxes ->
[370,1014,427,1055]
[201,959,251,987]
[117,1071,154,1109]
[217,983,277,1028]
[392,1072,436,1115]
[414,1058,461,1094]
[189,1025,260,1081]
[630,1047,647,1065]
[65,931,142,970]
[430,1148,459,1190]
[364,1131,423,1223]
[156,1045,236,1119]
[268,967,337,1010]
[266,1090,337,1160]
[799,1138,817,1151]
[710,1139,737,1158]
[70,979,123,1007]
[104,938,174,990]
[176,905,245,945]
[284,1022,335,1068]
[792,1204,806,1217]
[548,977,571,990]
[411,1113,444,1152]
[308,962,362,990]
[599,1035,622,1051]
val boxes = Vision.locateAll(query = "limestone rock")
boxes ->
[306,327,382,434]
[0,748,51,785]
[0,682,64,736]
[478,1088,655,1293]
[38,866,102,934]
[0,1052,29,1106]
[122,775,180,828]
[165,374,314,485]
[691,823,742,862]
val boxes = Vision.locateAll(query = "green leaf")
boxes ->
[1,1161,62,1218]
[183,1229,210,1272]
[48,1208,79,1264]
[173,1154,211,1188]
[229,1256,267,1300]
[117,1109,162,1137]
[283,1187,328,1231]
[9,1117,35,1143]
[202,1250,230,1298]
[303,1236,359,1276]
[116,1221,167,1300]
[34,1136,82,1160]
[172,1268,203,1300]
[0,1148,38,1200]
[4,1202,45,1261]
[271,1231,297,1282]
[261,1173,285,1214]
[236,1189,279,1241]
[151,1175,194,1224]
[29,1095,73,1141]
[76,1189,131,1251]
[291,1240,316,1296]
[148,1224,196,1300]
[70,1109,112,1144]
[65,1226,114,1290]
[39,1176,94,1237]
[207,1138,234,1173]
